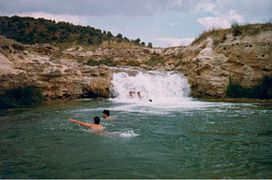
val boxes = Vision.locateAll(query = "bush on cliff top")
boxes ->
[231,22,242,36]
[226,77,272,99]
[192,22,272,45]
[0,86,44,109]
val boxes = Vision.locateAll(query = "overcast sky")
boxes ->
[0,0,271,47]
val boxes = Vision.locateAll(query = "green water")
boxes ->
[0,99,272,178]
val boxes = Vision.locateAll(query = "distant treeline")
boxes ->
[0,16,152,47]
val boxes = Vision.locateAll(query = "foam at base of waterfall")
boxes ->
[111,71,191,104]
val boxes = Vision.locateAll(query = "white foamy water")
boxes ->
[111,71,191,103]
[119,130,139,137]
[109,70,235,112]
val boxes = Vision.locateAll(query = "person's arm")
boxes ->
[69,119,92,128]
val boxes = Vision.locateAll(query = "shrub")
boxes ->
[226,77,272,99]
[191,31,209,45]
[87,58,115,66]
[231,22,242,36]
[133,38,141,45]
[116,33,123,39]
[0,16,142,46]
[0,86,44,109]
[145,55,165,66]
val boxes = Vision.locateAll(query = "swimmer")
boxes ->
[102,110,112,120]
[149,99,152,102]
[69,116,104,131]
[137,91,142,99]
[129,91,136,98]
[129,91,133,98]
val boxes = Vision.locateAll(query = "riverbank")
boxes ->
[1,17,271,101]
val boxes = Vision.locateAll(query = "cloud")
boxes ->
[170,22,180,26]
[0,0,199,17]
[0,0,153,16]
[198,10,244,29]
[195,1,216,14]
[155,37,194,47]
[0,0,270,47]
[0,0,271,20]
[16,12,87,25]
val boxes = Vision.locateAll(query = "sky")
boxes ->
[0,0,271,47]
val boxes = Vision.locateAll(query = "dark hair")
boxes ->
[93,116,100,124]
[102,110,110,116]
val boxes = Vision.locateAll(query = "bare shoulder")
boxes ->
[105,116,113,121]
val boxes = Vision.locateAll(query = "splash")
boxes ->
[111,70,191,104]
[119,130,139,137]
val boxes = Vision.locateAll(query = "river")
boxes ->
[0,70,272,178]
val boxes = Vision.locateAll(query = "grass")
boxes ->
[0,86,44,109]
[86,58,115,66]
[144,55,165,66]
[86,58,141,67]
[192,28,227,45]
[192,22,272,45]
[226,77,272,99]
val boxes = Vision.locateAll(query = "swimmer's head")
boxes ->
[149,99,152,102]
[102,110,110,118]
[93,116,100,124]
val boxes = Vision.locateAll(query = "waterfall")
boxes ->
[111,70,191,103]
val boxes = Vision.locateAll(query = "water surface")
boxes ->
[0,99,272,178]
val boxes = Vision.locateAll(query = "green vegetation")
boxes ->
[231,22,242,36]
[86,58,115,66]
[0,86,44,109]
[86,58,140,67]
[145,55,165,66]
[192,22,272,45]
[226,77,272,99]
[0,16,148,46]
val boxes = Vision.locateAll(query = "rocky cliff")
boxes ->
[171,24,272,98]
[0,36,112,99]
[0,23,271,100]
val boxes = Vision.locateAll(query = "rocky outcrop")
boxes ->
[0,38,112,99]
[164,28,272,98]
[0,23,271,99]
[114,29,271,99]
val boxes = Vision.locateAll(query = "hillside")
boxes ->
[192,22,272,45]
[0,16,150,47]
[0,16,271,103]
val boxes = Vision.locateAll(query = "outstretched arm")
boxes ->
[69,119,92,128]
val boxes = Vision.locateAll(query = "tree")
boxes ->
[116,33,123,39]
[107,31,113,37]
[134,38,141,44]
[0,16,142,46]
[147,42,152,48]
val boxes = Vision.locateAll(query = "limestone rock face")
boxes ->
[166,30,272,98]
[0,24,271,99]
[0,39,112,99]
